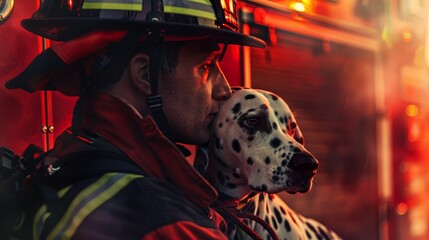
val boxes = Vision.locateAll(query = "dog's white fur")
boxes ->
[204,88,341,240]
[206,88,318,200]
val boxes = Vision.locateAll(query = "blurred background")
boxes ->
[1,0,428,239]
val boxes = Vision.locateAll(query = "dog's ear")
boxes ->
[293,125,305,145]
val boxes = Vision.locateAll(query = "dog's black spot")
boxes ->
[226,118,229,122]
[280,206,286,215]
[265,216,269,224]
[271,216,278,230]
[274,110,278,116]
[272,175,279,181]
[232,103,241,114]
[257,169,261,173]
[232,139,241,153]
[246,202,256,215]
[281,153,286,157]
[247,157,254,165]
[245,94,256,100]
[289,211,298,225]
[272,122,277,129]
[305,230,312,239]
[290,145,301,153]
[226,183,237,189]
[260,104,268,110]
[279,117,284,124]
[274,207,283,224]
[270,94,278,101]
[284,219,291,232]
[265,157,271,164]
[307,222,323,239]
[232,172,240,179]
[282,160,287,166]
[282,116,288,125]
[319,226,332,239]
[270,137,281,148]
[248,135,254,141]
[217,170,225,185]
[290,121,297,129]
[218,123,223,128]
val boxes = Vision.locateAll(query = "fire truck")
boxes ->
[0,0,428,239]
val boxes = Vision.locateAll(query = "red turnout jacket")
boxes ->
[26,91,228,240]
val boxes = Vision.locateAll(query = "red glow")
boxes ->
[68,0,73,10]
[253,7,266,25]
[408,120,420,142]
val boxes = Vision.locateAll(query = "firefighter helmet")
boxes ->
[22,0,265,48]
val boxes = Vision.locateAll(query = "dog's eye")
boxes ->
[243,117,259,128]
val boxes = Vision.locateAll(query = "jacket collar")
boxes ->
[79,91,219,208]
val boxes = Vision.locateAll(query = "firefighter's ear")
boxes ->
[130,53,151,95]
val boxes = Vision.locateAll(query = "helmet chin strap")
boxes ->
[143,3,175,142]
[145,31,175,142]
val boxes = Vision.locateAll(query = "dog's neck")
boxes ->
[204,149,254,201]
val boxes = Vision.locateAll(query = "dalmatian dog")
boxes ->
[204,88,341,240]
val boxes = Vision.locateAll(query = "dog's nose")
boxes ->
[288,152,319,172]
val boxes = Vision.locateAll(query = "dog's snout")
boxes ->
[288,152,319,172]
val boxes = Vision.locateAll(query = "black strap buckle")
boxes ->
[147,95,163,111]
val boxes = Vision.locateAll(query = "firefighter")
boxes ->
[4,0,265,239]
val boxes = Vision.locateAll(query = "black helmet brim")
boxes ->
[22,18,266,48]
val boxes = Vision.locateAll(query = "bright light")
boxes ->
[402,28,413,43]
[397,202,408,215]
[405,104,419,117]
[290,2,306,12]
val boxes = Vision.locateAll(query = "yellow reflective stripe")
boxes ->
[186,0,212,6]
[82,2,142,11]
[33,205,48,240]
[47,173,143,240]
[33,186,72,240]
[164,6,216,20]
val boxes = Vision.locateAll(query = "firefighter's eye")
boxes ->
[201,65,209,71]
[243,117,259,128]
[200,63,212,73]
